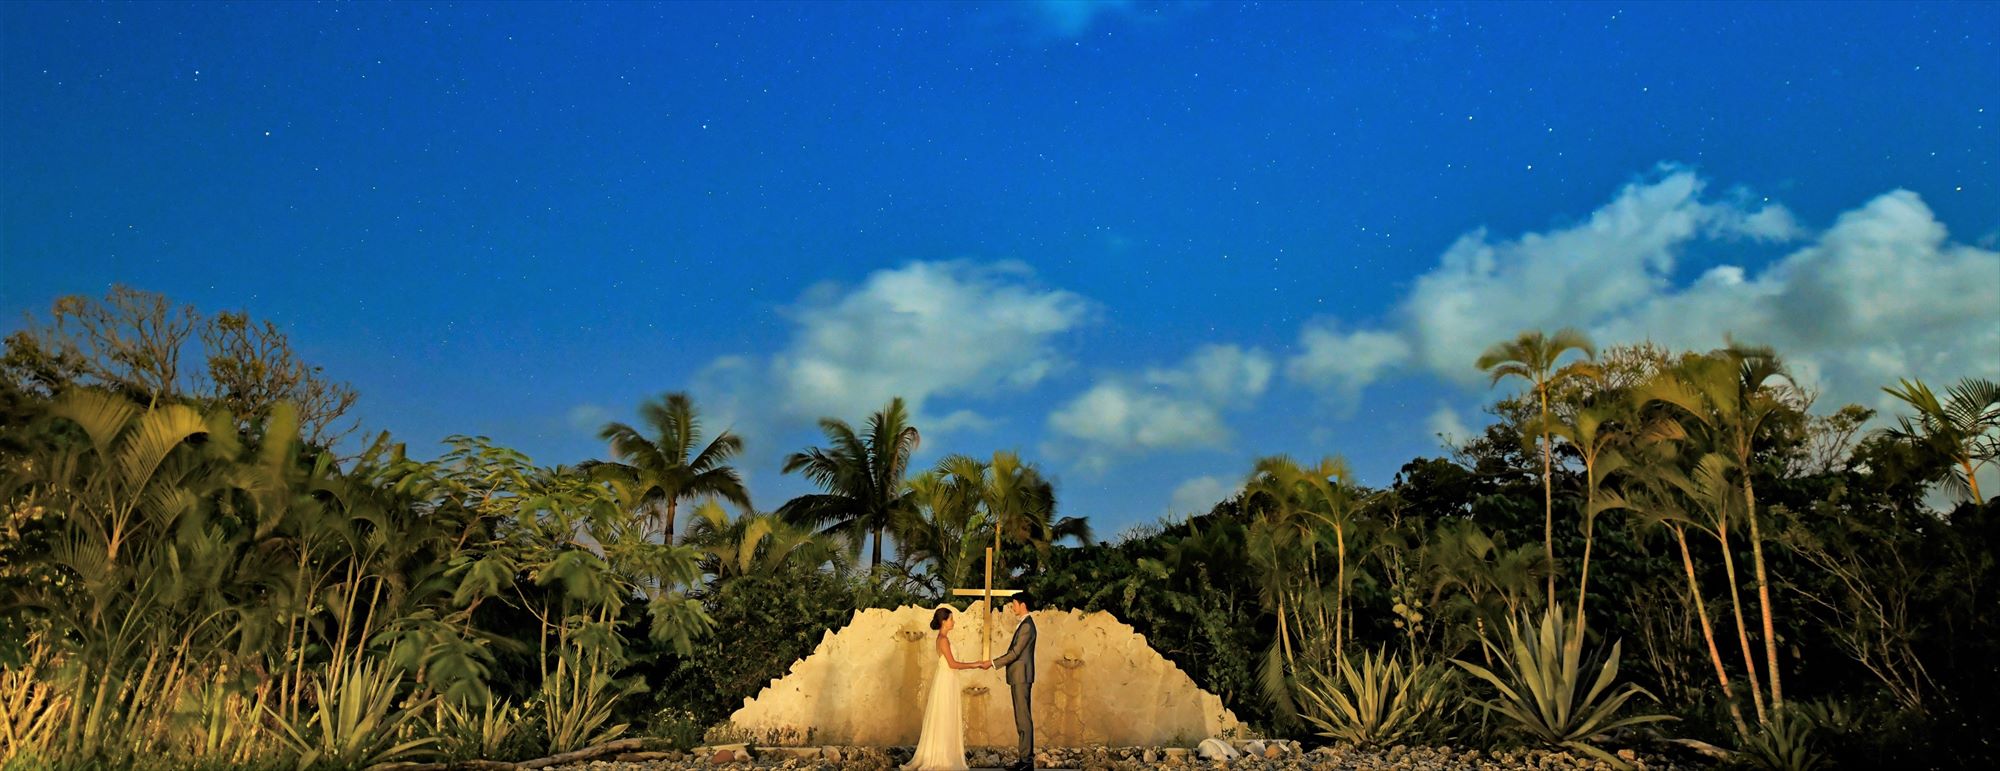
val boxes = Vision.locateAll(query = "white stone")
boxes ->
[727,606,1245,747]
[1197,738,1240,761]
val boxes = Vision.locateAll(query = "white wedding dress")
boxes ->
[902,644,968,771]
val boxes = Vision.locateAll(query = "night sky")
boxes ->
[5,2,1996,534]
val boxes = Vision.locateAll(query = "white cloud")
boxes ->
[1283,166,2000,418]
[1400,167,1801,383]
[1596,189,2000,411]
[566,404,612,435]
[695,260,1092,449]
[1287,323,1412,402]
[1425,403,1471,450]
[1047,344,1273,471]
[1027,0,1136,37]
[1169,474,1239,517]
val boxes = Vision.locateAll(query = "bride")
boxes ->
[904,606,990,771]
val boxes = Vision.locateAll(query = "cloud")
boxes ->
[1287,323,1412,404]
[1425,403,1471,450]
[566,404,612,436]
[1046,343,1272,471]
[1595,188,2000,411]
[1401,167,1802,384]
[1282,165,1999,416]
[695,260,1093,449]
[1169,474,1239,517]
[1026,0,1137,38]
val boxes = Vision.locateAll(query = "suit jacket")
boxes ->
[991,615,1037,685]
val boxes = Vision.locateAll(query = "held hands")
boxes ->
[978,660,993,669]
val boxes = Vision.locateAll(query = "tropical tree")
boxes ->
[587,393,749,544]
[1541,402,1633,636]
[938,451,1090,579]
[1879,377,2000,503]
[779,397,922,569]
[1419,520,1544,661]
[1624,453,1754,738]
[1643,344,1794,712]
[1243,456,1320,669]
[1248,456,1366,660]
[1478,328,1599,601]
[682,500,849,582]
[897,467,987,593]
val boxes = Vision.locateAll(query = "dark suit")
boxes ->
[989,614,1037,765]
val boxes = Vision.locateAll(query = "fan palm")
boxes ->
[779,397,922,569]
[1478,328,1599,602]
[587,392,749,543]
[1879,377,2000,502]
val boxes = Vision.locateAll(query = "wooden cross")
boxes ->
[949,546,1019,659]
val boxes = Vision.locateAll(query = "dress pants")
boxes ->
[1009,681,1034,765]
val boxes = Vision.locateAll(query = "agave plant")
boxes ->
[435,695,523,761]
[1738,706,1824,771]
[536,653,631,754]
[1296,648,1460,747]
[1453,605,1672,766]
[269,656,436,770]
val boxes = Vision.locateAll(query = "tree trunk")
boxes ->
[871,526,883,569]
[1540,386,1556,604]
[1744,479,1782,708]
[1964,458,1984,506]
[1677,524,1751,739]
[1335,526,1347,660]
[1717,516,1768,724]
[663,497,678,544]
[1575,505,1594,645]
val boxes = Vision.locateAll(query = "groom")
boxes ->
[987,592,1038,771]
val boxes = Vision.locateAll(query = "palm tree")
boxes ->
[681,500,848,581]
[1420,520,1543,663]
[779,397,922,570]
[1477,328,1599,602]
[939,451,1090,579]
[1266,456,1364,658]
[587,393,749,543]
[1244,456,1316,668]
[1880,377,2000,503]
[1624,454,1754,738]
[896,469,987,592]
[1541,402,1633,638]
[1642,345,1792,711]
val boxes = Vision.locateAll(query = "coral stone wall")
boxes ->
[726,606,1243,748]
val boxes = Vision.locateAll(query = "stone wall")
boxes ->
[725,606,1243,748]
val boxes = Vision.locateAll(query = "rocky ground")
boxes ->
[539,740,1717,771]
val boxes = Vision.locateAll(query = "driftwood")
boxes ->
[362,761,516,771]
[1664,737,1735,760]
[608,751,680,762]
[363,738,656,771]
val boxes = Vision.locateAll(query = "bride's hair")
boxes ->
[928,606,953,631]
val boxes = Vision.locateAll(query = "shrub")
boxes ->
[1454,605,1672,766]
[1296,647,1462,747]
